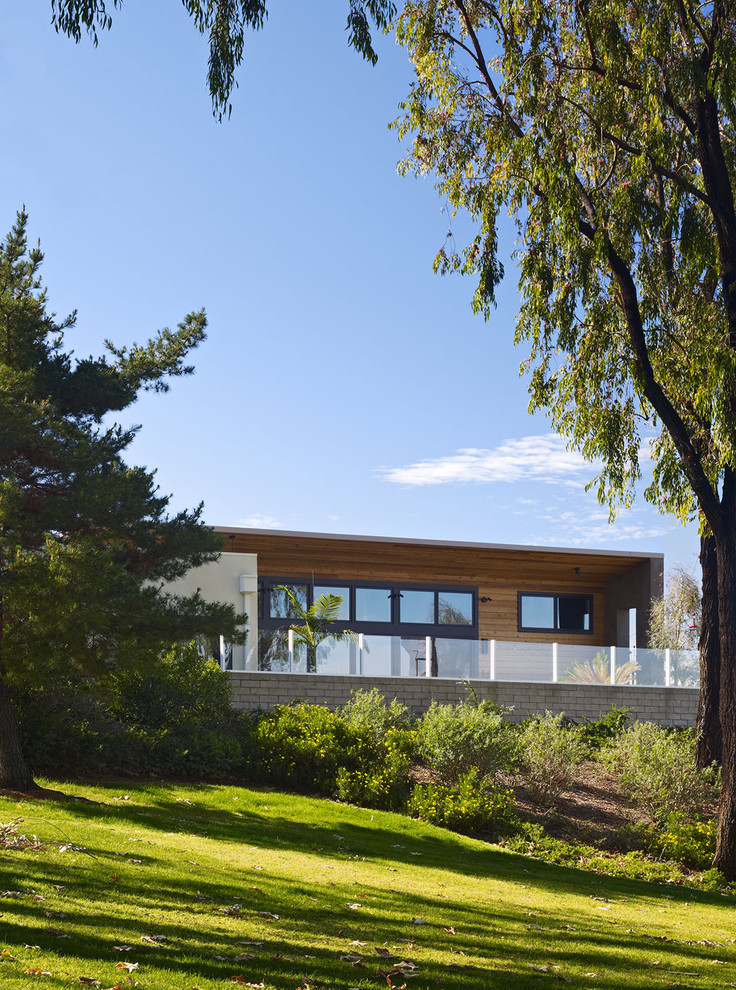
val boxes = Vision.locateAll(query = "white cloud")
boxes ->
[530,510,672,547]
[380,435,595,488]
[237,513,284,529]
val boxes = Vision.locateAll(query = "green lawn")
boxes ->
[0,780,734,989]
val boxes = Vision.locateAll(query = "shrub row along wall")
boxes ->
[229,673,698,727]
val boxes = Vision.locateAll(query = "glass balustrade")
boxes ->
[254,631,698,686]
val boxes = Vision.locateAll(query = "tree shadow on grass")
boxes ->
[0,853,728,990]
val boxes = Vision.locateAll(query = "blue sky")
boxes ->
[0,2,699,571]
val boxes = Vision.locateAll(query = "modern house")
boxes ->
[167,528,698,725]
[167,527,664,672]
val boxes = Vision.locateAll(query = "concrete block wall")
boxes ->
[229,673,698,727]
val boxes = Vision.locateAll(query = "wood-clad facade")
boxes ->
[214,528,663,655]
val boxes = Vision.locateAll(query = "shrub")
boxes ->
[109,643,236,730]
[578,706,631,752]
[408,769,517,836]
[651,812,718,870]
[336,728,414,811]
[417,700,517,784]
[341,688,412,744]
[248,703,375,794]
[518,711,586,806]
[14,643,250,778]
[602,722,719,823]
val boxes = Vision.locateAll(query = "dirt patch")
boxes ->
[508,760,648,849]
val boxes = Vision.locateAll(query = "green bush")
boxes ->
[417,700,517,784]
[248,703,376,794]
[651,812,717,870]
[518,711,586,806]
[408,769,517,836]
[109,643,236,730]
[14,643,249,778]
[602,722,719,823]
[578,706,631,752]
[336,728,414,810]
[341,688,412,743]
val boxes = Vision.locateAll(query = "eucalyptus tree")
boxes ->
[0,212,244,790]
[392,0,736,874]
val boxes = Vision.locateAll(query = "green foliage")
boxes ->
[518,711,586,807]
[408,768,517,836]
[648,566,701,650]
[391,0,736,545]
[14,644,250,778]
[578,706,631,753]
[0,213,244,786]
[501,823,718,887]
[336,728,414,811]
[417,699,517,784]
[109,642,236,730]
[248,703,376,795]
[341,688,413,744]
[51,0,396,118]
[603,723,720,823]
[651,813,718,871]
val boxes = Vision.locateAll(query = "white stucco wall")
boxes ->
[165,552,258,670]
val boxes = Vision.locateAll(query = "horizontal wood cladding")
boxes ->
[218,530,649,592]
[478,586,605,645]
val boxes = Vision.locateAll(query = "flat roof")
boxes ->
[213,526,663,560]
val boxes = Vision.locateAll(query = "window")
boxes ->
[314,585,350,621]
[266,583,308,619]
[355,587,392,622]
[519,593,592,633]
[400,590,435,623]
[438,591,473,625]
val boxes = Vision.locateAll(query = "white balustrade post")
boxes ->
[552,642,558,683]
[490,640,496,681]
[665,648,671,687]
[358,633,364,676]
[610,645,616,685]
[425,636,433,677]
[288,628,294,672]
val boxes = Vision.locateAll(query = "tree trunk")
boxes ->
[0,671,35,791]
[696,533,722,768]
[713,492,736,877]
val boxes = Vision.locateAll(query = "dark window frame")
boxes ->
[259,577,477,640]
[518,591,594,635]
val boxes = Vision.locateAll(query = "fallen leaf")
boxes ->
[2,891,24,898]
[443,927,456,935]
[140,935,167,943]
[79,978,101,986]
[346,903,363,910]
[24,945,41,950]
[26,970,53,977]
[411,917,427,925]
[257,911,279,919]
[184,860,199,865]
[52,885,66,892]
[115,962,139,972]
[340,954,364,963]
[235,941,264,947]
[375,948,398,958]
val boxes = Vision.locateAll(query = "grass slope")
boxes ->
[0,781,734,989]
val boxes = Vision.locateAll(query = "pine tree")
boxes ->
[0,211,242,789]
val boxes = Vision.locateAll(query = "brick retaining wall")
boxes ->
[229,673,698,727]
